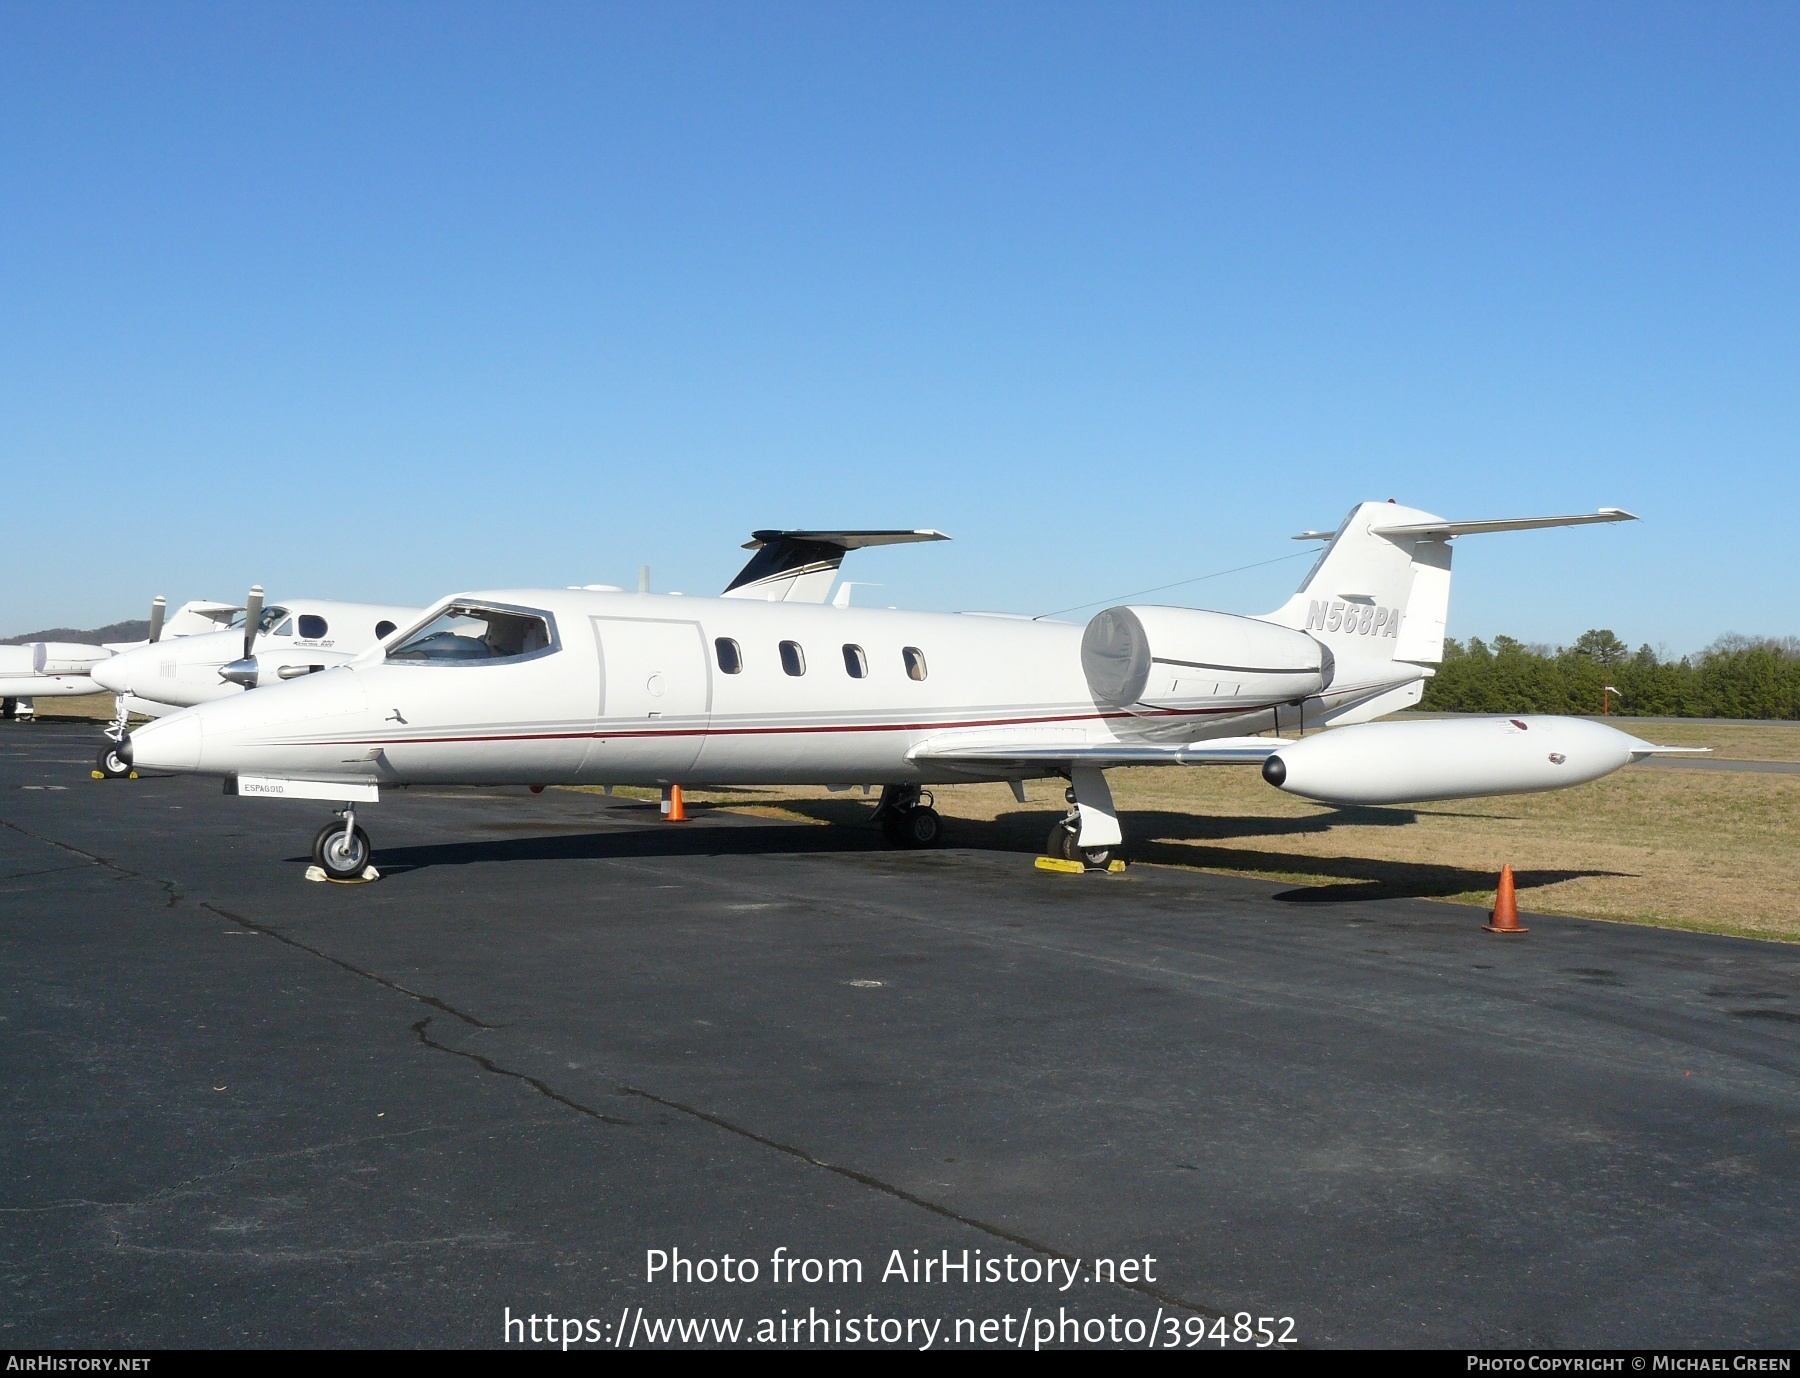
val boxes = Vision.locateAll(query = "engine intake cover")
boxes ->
[1081,605,1325,713]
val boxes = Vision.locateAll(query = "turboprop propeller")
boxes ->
[147,596,166,645]
[242,585,264,662]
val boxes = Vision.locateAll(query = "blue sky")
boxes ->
[3,2,1795,653]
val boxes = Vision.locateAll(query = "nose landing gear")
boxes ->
[875,784,943,848]
[312,807,373,881]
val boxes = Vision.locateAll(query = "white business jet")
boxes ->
[0,597,245,723]
[120,500,1689,880]
[82,536,925,774]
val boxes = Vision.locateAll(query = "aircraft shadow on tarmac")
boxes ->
[359,797,1623,907]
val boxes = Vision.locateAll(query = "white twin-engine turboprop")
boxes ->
[121,500,1692,880]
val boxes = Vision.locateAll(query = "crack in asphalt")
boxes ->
[411,1017,634,1125]
[0,816,184,907]
[410,1015,1222,1322]
[199,902,498,1030]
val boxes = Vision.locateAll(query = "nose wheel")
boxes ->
[313,813,373,881]
[95,744,132,779]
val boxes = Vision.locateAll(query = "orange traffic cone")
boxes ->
[1484,864,1527,934]
[665,784,689,823]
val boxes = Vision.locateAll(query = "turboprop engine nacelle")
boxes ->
[218,650,358,688]
[1260,715,1657,806]
[1082,605,1326,713]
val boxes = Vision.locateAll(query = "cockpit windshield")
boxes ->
[387,603,556,664]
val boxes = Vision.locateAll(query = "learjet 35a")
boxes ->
[119,500,1692,880]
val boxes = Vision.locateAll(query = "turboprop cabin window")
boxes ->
[388,603,557,665]
[779,641,806,676]
[842,644,867,678]
[298,615,328,639]
[375,620,397,639]
[715,637,743,674]
[903,646,928,681]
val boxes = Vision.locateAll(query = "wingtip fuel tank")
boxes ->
[1260,716,1658,806]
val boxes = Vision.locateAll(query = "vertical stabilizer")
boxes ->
[1263,501,1452,673]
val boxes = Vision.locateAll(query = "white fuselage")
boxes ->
[128,587,1384,788]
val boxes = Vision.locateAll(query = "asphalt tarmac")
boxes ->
[2,721,1796,1349]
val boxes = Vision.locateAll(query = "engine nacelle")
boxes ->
[1261,716,1652,805]
[1082,605,1325,714]
[33,642,112,676]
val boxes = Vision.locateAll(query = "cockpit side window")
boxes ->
[297,614,328,639]
[259,606,289,633]
[388,603,559,665]
[272,618,294,637]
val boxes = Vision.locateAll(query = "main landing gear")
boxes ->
[313,807,373,881]
[1046,766,1123,870]
[875,784,943,848]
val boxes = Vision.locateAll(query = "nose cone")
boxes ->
[89,647,143,694]
[127,709,203,772]
[129,667,372,779]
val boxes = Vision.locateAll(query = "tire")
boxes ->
[1046,822,1077,860]
[1080,846,1114,869]
[312,821,372,881]
[905,806,942,848]
[96,745,131,779]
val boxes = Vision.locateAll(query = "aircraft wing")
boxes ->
[722,529,950,603]
[906,734,1280,772]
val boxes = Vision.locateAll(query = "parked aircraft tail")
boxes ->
[1260,500,1636,723]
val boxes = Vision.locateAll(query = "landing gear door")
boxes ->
[587,617,710,778]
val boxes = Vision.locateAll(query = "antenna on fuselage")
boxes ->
[638,565,650,594]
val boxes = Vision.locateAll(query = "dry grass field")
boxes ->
[599,721,1800,945]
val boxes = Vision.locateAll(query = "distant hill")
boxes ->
[1,619,150,646]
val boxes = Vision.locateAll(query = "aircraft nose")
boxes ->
[89,654,131,693]
[126,710,203,773]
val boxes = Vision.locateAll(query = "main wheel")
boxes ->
[96,744,131,779]
[904,806,942,847]
[1046,822,1078,860]
[312,820,372,881]
[1080,845,1115,869]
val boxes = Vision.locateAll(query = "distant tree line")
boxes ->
[1419,630,1800,719]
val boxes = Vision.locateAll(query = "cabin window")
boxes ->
[375,620,397,639]
[388,602,558,665]
[903,646,928,681]
[779,640,806,676]
[715,637,743,674]
[842,644,868,678]
[298,614,329,639]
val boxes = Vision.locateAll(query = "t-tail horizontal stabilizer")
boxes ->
[722,529,950,603]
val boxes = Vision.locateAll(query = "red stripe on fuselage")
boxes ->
[295,702,1286,750]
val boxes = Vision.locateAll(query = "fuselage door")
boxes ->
[588,617,710,779]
